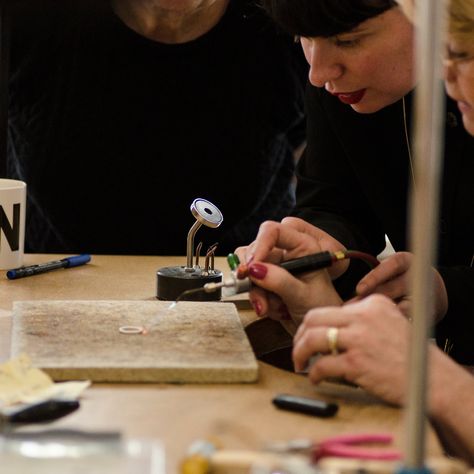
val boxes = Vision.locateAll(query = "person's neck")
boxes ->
[111,0,230,44]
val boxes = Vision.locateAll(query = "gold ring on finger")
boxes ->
[326,327,339,355]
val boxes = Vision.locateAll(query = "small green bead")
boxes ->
[227,253,240,270]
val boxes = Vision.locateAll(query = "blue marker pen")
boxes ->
[6,254,91,279]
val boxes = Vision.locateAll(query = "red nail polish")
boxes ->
[236,263,248,279]
[249,262,267,280]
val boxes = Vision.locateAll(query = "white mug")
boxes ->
[0,179,26,270]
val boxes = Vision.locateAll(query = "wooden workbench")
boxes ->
[0,254,444,472]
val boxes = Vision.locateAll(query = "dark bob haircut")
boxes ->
[262,0,398,38]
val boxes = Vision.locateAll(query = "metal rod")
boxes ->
[195,241,203,267]
[203,243,218,274]
[186,220,202,270]
[403,0,446,469]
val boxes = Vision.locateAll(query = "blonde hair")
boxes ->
[397,0,474,39]
[449,0,474,43]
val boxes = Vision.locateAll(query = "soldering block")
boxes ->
[10,300,258,383]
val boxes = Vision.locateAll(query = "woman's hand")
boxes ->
[237,217,349,279]
[355,252,448,322]
[235,218,345,324]
[293,295,411,405]
[243,256,343,326]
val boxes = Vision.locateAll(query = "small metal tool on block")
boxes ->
[156,199,224,301]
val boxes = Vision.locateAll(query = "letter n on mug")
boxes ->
[0,179,26,269]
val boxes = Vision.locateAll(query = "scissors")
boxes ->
[267,433,402,462]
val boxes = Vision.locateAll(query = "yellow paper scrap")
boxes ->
[0,354,90,408]
[0,354,52,406]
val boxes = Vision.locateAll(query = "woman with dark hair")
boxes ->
[239,0,474,365]
[291,4,474,465]
[264,0,397,43]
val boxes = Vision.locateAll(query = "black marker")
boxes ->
[6,254,91,279]
[272,394,339,418]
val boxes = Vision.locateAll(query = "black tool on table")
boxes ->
[1,400,80,424]
[272,394,339,418]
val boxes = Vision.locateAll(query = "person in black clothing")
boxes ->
[7,0,307,256]
[238,0,474,365]
[292,3,474,466]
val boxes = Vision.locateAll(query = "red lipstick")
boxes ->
[332,89,366,105]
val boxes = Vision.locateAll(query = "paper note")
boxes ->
[0,354,90,409]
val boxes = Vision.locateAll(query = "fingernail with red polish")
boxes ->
[248,262,267,280]
[236,263,248,279]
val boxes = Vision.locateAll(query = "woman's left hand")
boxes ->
[293,294,411,406]
[238,219,343,325]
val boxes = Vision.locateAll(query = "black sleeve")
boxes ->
[436,266,474,365]
[293,86,386,297]
[294,85,386,254]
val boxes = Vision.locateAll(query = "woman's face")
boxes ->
[301,7,415,113]
[444,38,474,135]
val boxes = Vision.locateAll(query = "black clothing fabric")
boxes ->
[7,0,307,256]
[296,85,474,364]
